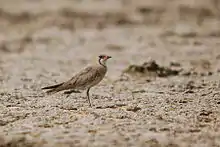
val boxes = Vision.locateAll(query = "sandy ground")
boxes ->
[0,0,220,147]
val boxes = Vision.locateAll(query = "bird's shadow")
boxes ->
[63,90,81,94]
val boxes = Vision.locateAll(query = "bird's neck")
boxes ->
[99,59,107,67]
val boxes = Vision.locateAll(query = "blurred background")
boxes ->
[1,0,220,78]
[0,0,220,53]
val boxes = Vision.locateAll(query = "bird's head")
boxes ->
[98,55,111,66]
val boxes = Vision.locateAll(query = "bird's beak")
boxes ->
[107,56,112,59]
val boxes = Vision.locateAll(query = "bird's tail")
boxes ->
[42,83,63,90]
[42,83,64,94]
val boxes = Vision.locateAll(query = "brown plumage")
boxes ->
[42,55,111,107]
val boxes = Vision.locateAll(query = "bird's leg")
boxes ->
[86,88,92,107]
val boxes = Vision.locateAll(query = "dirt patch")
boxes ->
[124,60,181,77]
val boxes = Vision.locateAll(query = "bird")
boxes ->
[42,55,112,107]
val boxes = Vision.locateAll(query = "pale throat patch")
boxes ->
[100,58,107,65]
